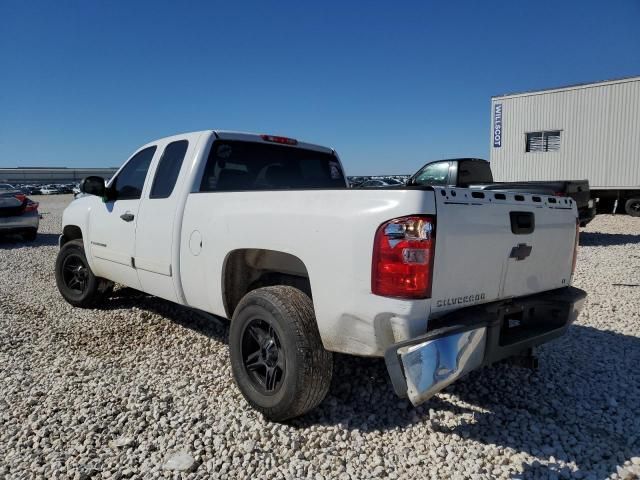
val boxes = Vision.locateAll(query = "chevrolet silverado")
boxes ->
[56,131,586,420]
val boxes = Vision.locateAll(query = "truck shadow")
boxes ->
[294,324,640,479]
[101,287,229,342]
[580,231,640,247]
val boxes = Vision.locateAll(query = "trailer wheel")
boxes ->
[625,198,640,217]
[229,286,333,421]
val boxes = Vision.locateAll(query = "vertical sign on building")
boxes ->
[493,103,503,148]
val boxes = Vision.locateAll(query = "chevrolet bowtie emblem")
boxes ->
[510,243,532,261]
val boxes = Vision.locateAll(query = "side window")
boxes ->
[150,140,189,199]
[413,162,450,186]
[111,146,156,200]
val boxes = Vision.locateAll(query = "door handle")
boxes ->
[120,212,135,222]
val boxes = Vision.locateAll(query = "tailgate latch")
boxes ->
[510,243,532,261]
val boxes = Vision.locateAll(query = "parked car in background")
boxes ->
[56,185,74,194]
[39,186,60,195]
[0,186,39,240]
[408,158,596,225]
[24,186,42,195]
[57,130,585,421]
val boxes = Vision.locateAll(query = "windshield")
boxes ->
[409,162,450,186]
[200,140,347,191]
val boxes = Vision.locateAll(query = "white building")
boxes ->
[0,167,117,185]
[490,76,640,215]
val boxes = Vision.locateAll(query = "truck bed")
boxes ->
[178,186,579,356]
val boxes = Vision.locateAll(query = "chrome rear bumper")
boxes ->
[385,286,587,406]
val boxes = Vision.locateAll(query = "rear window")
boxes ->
[199,140,346,192]
[457,160,493,186]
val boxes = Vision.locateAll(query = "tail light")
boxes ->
[24,200,39,213]
[14,193,38,212]
[571,219,579,277]
[554,192,566,197]
[372,216,435,299]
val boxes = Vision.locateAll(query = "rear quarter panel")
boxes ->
[179,189,437,356]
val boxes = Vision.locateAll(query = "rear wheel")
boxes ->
[229,286,333,421]
[55,239,109,307]
[625,198,640,217]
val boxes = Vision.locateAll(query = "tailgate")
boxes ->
[430,187,578,316]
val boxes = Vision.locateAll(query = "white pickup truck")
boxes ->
[56,130,586,421]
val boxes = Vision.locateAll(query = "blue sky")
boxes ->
[1,1,639,175]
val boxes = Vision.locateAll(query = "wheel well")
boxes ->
[222,249,311,318]
[61,225,83,246]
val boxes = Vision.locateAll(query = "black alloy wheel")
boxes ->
[229,286,333,421]
[61,253,90,294]
[241,318,286,394]
[55,239,111,308]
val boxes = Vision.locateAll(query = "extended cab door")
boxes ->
[134,135,198,302]
[88,146,157,289]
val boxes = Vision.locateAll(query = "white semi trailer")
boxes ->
[490,76,640,216]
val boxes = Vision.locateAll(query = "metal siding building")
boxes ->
[490,76,640,190]
[0,167,117,184]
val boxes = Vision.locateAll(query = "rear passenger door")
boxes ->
[134,136,196,302]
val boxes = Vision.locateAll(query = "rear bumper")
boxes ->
[0,211,39,233]
[578,204,597,226]
[385,286,587,406]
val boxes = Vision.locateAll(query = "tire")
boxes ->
[55,239,104,308]
[229,286,333,421]
[22,228,37,241]
[624,198,640,217]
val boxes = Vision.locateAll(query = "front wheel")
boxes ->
[229,286,333,421]
[55,239,109,308]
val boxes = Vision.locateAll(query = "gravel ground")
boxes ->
[1,194,639,479]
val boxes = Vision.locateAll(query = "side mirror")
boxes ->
[80,176,106,197]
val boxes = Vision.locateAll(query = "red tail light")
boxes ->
[554,192,566,197]
[260,134,298,146]
[571,220,579,277]
[372,216,435,299]
[14,194,26,203]
[24,201,39,213]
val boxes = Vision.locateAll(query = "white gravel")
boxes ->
[1,194,639,479]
